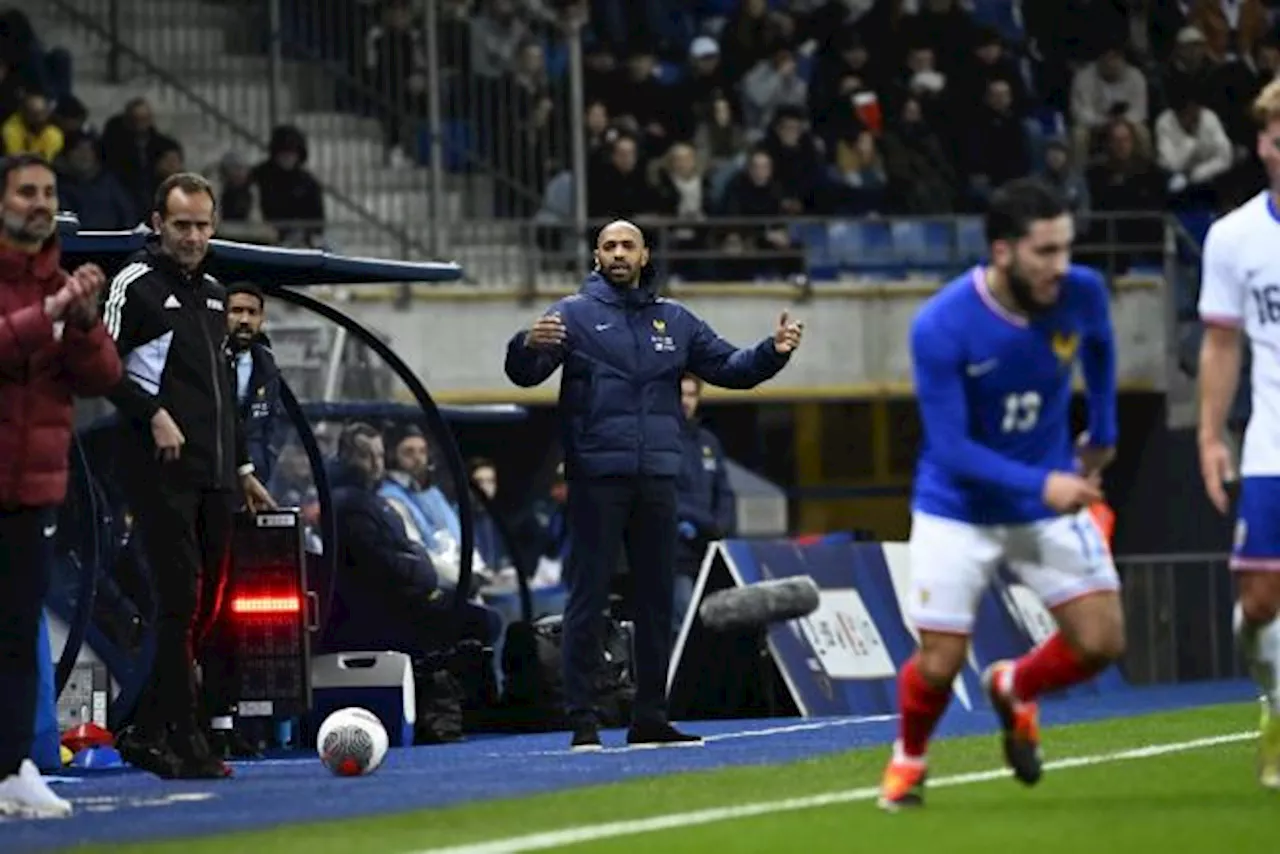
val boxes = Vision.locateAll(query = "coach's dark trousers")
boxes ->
[0,507,56,777]
[126,482,234,737]
[562,475,677,725]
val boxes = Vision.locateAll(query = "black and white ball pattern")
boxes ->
[321,724,376,776]
[317,707,389,776]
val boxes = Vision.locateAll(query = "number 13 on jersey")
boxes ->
[1002,391,1041,433]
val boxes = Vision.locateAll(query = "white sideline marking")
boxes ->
[415,731,1258,854]
[227,716,904,767]
[485,714,900,758]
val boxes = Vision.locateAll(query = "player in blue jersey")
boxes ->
[879,177,1126,810]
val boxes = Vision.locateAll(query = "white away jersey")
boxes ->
[1198,190,1280,475]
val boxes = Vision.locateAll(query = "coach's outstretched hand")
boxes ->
[774,311,804,354]
[1043,471,1103,514]
[525,312,567,349]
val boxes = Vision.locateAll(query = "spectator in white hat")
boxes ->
[672,36,731,140]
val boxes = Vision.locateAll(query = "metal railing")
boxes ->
[38,0,582,259]
[432,210,1171,293]
[1115,554,1243,686]
[40,0,435,261]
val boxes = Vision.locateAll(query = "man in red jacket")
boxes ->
[0,153,122,819]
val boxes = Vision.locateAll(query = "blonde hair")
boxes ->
[1253,79,1280,127]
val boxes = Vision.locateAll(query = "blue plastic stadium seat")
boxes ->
[791,222,836,281]
[1031,107,1066,138]
[544,42,569,78]
[969,0,1024,41]
[828,219,895,274]
[891,220,927,265]
[956,216,987,265]
[892,219,954,269]
[655,61,683,85]
[416,120,472,173]
[796,53,815,83]
[1176,209,1213,246]
[920,219,955,267]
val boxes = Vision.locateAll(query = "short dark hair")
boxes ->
[468,456,495,473]
[153,171,217,217]
[0,154,53,193]
[337,421,382,462]
[984,177,1069,245]
[226,281,265,309]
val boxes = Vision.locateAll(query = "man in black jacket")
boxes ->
[103,172,274,779]
[226,281,287,486]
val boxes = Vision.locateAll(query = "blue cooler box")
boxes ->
[306,651,416,748]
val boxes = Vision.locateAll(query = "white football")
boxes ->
[317,707,389,777]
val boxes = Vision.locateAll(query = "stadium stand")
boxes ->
[3,0,1274,289]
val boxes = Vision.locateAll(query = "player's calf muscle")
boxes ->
[917,632,968,685]
[1239,572,1280,623]
[1055,593,1126,663]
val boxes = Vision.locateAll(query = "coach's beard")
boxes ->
[604,263,639,287]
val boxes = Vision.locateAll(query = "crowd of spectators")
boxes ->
[310,0,1280,276]
[0,6,329,246]
[7,0,1276,277]
[14,0,1280,271]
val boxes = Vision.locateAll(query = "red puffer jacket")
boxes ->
[0,240,122,508]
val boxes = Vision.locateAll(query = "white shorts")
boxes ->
[906,510,1121,635]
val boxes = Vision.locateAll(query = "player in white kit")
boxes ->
[1196,80,1280,790]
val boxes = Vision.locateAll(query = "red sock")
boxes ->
[897,655,951,760]
[1011,632,1101,702]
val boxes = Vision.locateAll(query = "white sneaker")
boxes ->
[0,760,72,819]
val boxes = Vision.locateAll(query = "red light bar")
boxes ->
[230,595,302,615]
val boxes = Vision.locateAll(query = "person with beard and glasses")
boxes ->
[225,282,286,487]
[0,154,121,819]
[505,220,803,751]
[672,374,734,637]
[879,177,1123,811]
[102,172,276,780]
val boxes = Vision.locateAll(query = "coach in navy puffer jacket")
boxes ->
[505,269,788,479]
[503,220,803,751]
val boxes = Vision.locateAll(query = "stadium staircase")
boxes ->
[20,0,521,270]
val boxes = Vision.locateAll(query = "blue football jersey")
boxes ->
[910,265,1117,525]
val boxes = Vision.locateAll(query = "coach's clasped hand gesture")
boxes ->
[773,311,804,354]
[44,264,106,325]
[525,312,567,349]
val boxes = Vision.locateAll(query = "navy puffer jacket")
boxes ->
[505,272,788,479]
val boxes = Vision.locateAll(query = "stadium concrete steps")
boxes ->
[21,0,497,264]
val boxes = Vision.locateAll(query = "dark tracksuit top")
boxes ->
[504,272,790,479]
[676,419,736,572]
[504,271,789,724]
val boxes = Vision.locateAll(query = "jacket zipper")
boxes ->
[629,303,645,469]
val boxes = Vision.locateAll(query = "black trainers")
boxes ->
[165,726,233,779]
[208,728,263,760]
[626,720,703,748]
[116,725,187,779]
[569,721,602,752]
